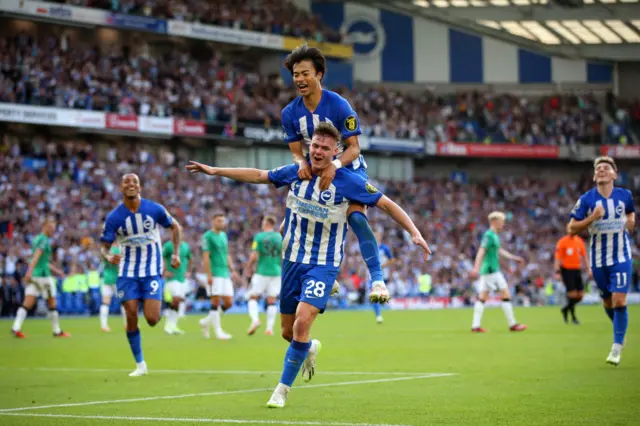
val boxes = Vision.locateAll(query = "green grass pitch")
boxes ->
[0,305,638,425]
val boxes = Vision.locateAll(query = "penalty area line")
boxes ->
[0,373,456,413]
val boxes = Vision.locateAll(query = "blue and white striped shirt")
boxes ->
[268,164,383,267]
[570,187,635,268]
[100,199,173,278]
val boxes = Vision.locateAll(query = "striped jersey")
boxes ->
[570,187,635,268]
[268,164,383,267]
[100,199,173,278]
[281,89,367,171]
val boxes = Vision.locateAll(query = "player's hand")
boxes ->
[297,161,312,180]
[207,275,213,286]
[319,162,337,191]
[185,271,191,279]
[587,269,593,279]
[171,254,181,269]
[232,271,240,283]
[412,233,431,261]
[186,161,217,176]
[469,268,479,280]
[515,256,526,265]
[108,254,121,265]
[592,204,605,220]
[23,270,32,283]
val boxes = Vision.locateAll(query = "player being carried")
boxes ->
[99,241,126,332]
[162,237,192,335]
[568,156,635,366]
[281,45,389,304]
[245,215,283,336]
[100,173,182,377]
[469,211,528,333]
[12,218,70,339]
[186,122,431,408]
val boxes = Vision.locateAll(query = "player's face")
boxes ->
[594,162,616,185]
[212,216,226,230]
[120,174,141,198]
[292,60,321,97]
[309,135,339,168]
[44,222,56,237]
[493,218,505,232]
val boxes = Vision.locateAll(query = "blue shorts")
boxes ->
[592,262,632,299]
[280,260,340,315]
[116,276,164,302]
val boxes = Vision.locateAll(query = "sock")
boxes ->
[126,329,144,363]
[266,304,278,332]
[172,307,181,329]
[210,309,221,333]
[166,308,177,330]
[605,307,615,322]
[178,301,186,318]
[248,299,260,323]
[472,300,485,329]
[348,212,383,283]
[373,302,381,318]
[568,298,578,320]
[121,305,127,326]
[12,306,27,332]
[501,299,517,327]
[613,306,628,345]
[49,310,61,334]
[99,304,110,329]
[279,340,312,387]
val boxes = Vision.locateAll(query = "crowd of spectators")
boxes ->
[3,133,640,316]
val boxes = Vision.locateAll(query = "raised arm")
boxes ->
[375,195,430,260]
[186,162,271,184]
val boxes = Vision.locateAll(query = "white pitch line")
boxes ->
[0,412,408,426]
[0,366,437,376]
[0,373,456,413]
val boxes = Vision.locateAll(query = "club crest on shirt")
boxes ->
[345,115,357,132]
[365,182,379,194]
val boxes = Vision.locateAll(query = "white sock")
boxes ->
[472,301,485,329]
[612,343,623,353]
[49,310,61,334]
[502,300,517,327]
[178,301,186,318]
[173,308,181,329]
[120,306,127,327]
[137,361,147,370]
[266,304,277,332]
[99,304,109,329]
[165,309,176,331]
[210,309,221,333]
[248,299,259,323]
[12,307,27,332]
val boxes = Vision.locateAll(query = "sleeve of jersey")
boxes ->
[251,240,258,251]
[570,195,588,220]
[625,190,635,214]
[341,173,383,206]
[281,106,299,143]
[156,204,173,228]
[201,234,209,252]
[337,98,362,139]
[100,216,116,244]
[554,240,563,260]
[268,164,299,188]
[480,234,490,249]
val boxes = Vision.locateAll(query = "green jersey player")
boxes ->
[245,215,283,336]
[470,211,528,333]
[162,240,192,335]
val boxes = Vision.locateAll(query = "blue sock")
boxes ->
[605,307,614,322]
[373,302,381,317]
[126,329,143,363]
[279,340,311,387]
[348,212,383,283]
[613,306,628,345]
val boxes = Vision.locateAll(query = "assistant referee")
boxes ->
[554,224,591,324]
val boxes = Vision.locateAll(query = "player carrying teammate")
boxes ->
[100,173,182,377]
[371,231,394,324]
[245,215,282,336]
[568,156,635,366]
[186,122,431,408]
[11,218,70,339]
[162,239,192,335]
[469,211,528,333]
[281,45,390,305]
[99,241,126,332]
[554,224,591,325]
[199,212,240,340]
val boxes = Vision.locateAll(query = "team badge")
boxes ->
[345,115,357,132]
[365,183,379,194]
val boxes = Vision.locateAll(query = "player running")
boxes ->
[11,218,70,339]
[245,215,283,336]
[371,231,394,324]
[469,211,528,333]
[568,156,635,366]
[281,45,389,305]
[162,239,192,335]
[186,122,431,408]
[100,173,182,377]
[99,242,126,332]
[554,224,591,325]
[199,212,240,340]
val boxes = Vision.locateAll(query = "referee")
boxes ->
[554,224,591,324]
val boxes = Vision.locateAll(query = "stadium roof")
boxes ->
[351,0,640,60]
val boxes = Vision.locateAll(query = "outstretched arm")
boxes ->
[186,162,270,184]
[375,195,430,260]
[499,248,525,263]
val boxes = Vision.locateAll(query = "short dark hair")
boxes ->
[594,156,617,172]
[283,45,326,81]
[313,122,340,143]
[212,211,225,219]
[263,215,276,226]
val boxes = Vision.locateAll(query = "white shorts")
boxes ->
[101,283,116,299]
[205,277,234,297]
[477,272,509,293]
[249,274,281,298]
[25,276,57,299]
[167,280,187,299]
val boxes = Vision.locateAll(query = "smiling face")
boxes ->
[120,173,141,199]
[594,160,617,186]
[292,60,322,98]
[309,133,339,170]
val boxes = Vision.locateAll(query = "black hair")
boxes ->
[283,45,326,81]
